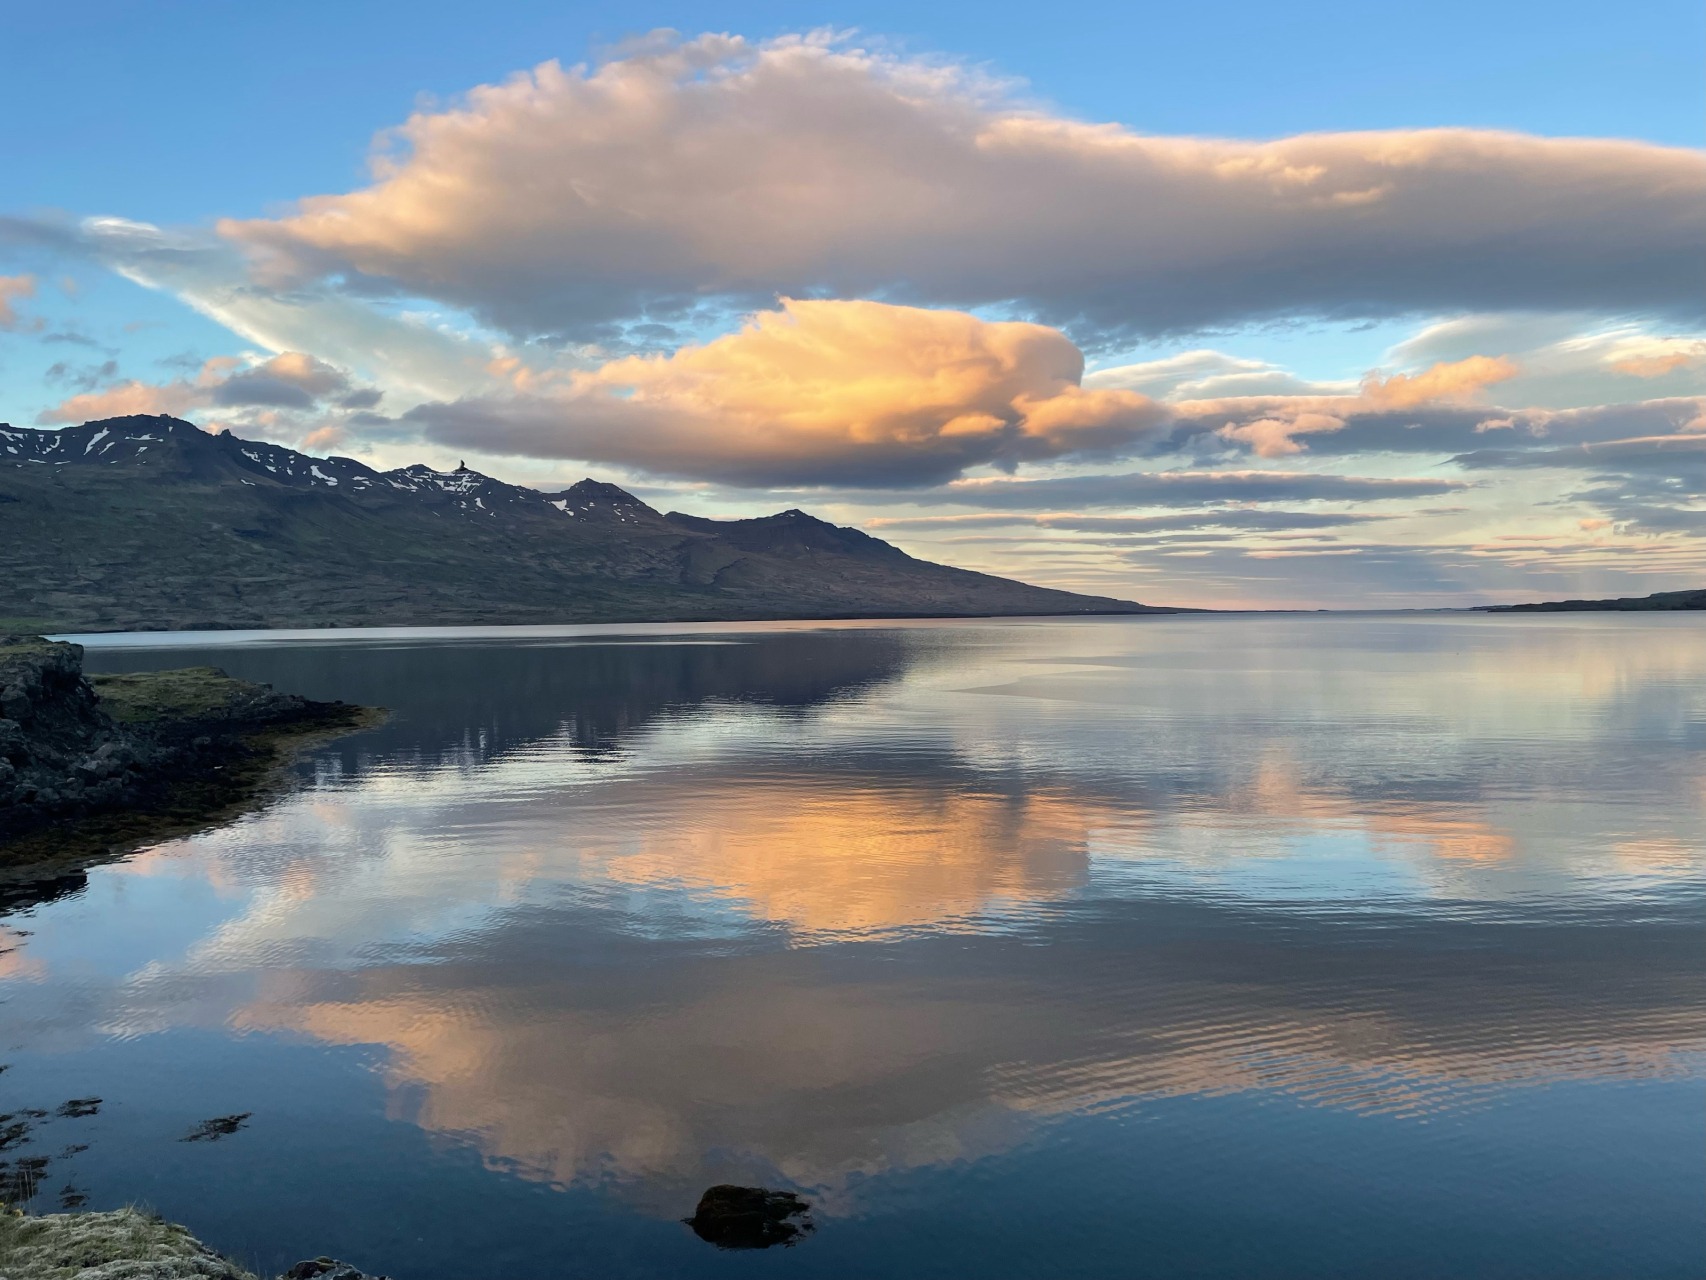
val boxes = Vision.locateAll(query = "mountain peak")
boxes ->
[563,478,648,505]
[544,479,662,524]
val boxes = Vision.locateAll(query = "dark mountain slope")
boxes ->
[0,416,1171,631]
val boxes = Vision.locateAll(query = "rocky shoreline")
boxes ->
[0,635,378,872]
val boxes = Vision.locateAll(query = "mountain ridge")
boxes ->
[0,415,1175,632]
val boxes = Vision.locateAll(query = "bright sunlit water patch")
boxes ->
[3,614,1702,1278]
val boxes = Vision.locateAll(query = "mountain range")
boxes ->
[0,415,1168,632]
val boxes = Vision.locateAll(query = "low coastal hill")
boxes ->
[1479,588,1705,612]
[0,416,1170,632]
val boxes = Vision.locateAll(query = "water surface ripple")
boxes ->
[2,614,1702,1278]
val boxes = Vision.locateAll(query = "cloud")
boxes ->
[0,274,38,330]
[1379,315,1706,409]
[829,470,1468,510]
[1087,349,1351,400]
[211,351,351,408]
[1197,355,1520,457]
[871,510,1392,534]
[408,298,1167,486]
[217,33,1706,342]
[1609,340,1706,379]
[39,377,204,422]
[44,357,120,392]
[1453,432,1706,477]
[1170,381,1705,463]
[403,309,1640,487]
[1215,409,1350,459]
[1,213,500,407]
[35,350,377,442]
[1361,354,1519,410]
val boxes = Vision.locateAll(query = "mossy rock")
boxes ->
[88,668,280,726]
[0,1207,257,1280]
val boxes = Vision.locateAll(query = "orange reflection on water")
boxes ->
[0,925,45,982]
[580,781,1123,935]
[1233,753,1518,863]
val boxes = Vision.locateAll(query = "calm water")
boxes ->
[3,615,1703,1278]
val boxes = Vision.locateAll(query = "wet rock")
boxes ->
[182,1113,251,1142]
[281,1258,391,1280]
[685,1184,815,1250]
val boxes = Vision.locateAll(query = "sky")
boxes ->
[2,0,1702,609]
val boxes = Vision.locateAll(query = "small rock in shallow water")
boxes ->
[282,1258,391,1280]
[182,1112,252,1142]
[685,1184,815,1250]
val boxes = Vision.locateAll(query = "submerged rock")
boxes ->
[685,1184,815,1250]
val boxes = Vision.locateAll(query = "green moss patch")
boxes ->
[89,668,266,726]
[0,1207,257,1280]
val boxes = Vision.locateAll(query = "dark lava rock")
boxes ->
[282,1258,391,1280]
[685,1184,815,1250]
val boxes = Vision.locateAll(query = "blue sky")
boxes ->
[2,1,1702,607]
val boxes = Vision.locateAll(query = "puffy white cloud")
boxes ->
[218,33,1706,342]
[409,298,1167,486]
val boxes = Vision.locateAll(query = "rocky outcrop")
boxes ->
[0,1207,254,1279]
[0,636,370,848]
[0,638,149,836]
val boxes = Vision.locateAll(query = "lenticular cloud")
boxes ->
[222,33,1706,340]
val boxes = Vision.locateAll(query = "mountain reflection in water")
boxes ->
[4,615,1702,1279]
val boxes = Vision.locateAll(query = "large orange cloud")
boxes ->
[218,34,1706,340]
[410,298,1166,485]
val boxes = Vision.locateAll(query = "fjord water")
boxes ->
[5,615,1703,1278]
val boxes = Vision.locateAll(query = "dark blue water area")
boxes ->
[5,1030,1699,1280]
[5,616,1702,1277]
